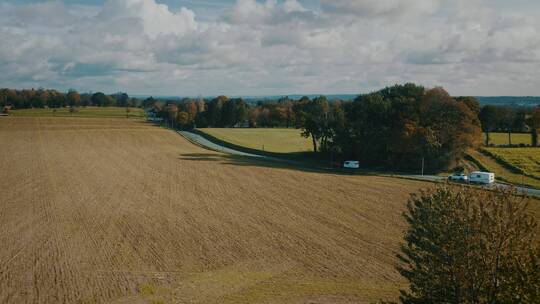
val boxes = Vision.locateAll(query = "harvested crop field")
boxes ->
[0,117,433,303]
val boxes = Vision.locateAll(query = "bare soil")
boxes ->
[0,117,432,303]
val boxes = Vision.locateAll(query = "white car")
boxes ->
[343,160,359,169]
[448,173,468,182]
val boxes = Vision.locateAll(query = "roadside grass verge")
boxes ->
[10,107,144,118]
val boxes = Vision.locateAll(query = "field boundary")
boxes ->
[10,107,145,119]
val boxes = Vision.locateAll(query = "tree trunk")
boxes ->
[532,128,538,147]
[485,131,490,146]
[508,131,512,146]
[312,134,318,152]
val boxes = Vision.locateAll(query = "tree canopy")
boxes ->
[398,185,540,304]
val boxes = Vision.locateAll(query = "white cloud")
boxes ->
[320,0,441,19]
[100,0,197,38]
[0,0,539,96]
[283,0,306,13]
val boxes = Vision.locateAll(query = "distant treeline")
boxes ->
[3,85,539,171]
[0,88,139,109]
[148,84,476,171]
[147,84,540,170]
[476,96,540,106]
[479,104,540,146]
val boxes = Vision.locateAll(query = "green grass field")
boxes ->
[484,147,540,180]
[10,107,144,118]
[198,128,313,153]
[467,150,540,189]
[484,132,532,146]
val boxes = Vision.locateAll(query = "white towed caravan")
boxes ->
[468,171,495,184]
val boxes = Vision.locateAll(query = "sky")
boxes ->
[1,0,539,96]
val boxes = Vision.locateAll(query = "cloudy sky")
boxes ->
[1,0,539,96]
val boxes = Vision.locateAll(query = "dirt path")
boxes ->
[1,117,433,304]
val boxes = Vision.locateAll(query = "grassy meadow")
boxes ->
[484,147,540,179]
[484,132,532,146]
[198,128,313,153]
[10,106,144,118]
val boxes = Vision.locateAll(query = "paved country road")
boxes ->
[402,175,540,198]
[179,130,540,198]
[179,130,265,158]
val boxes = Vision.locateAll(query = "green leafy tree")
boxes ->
[499,107,517,145]
[220,98,248,127]
[528,107,540,147]
[113,93,129,107]
[299,96,329,152]
[479,105,502,145]
[206,96,228,127]
[347,92,391,163]
[397,185,540,304]
[91,92,108,107]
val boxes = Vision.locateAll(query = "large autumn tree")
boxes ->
[339,84,481,171]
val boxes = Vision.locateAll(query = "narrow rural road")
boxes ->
[405,175,540,198]
[179,130,540,198]
[179,130,266,158]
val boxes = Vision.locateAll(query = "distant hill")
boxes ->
[133,94,540,107]
[475,96,540,107]
[243,94,358,103]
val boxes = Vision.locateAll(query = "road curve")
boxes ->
[179,130,265,158]
[179,130,540,198]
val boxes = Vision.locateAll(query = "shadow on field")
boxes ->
[179,153,224,162]
[179,152,383,177]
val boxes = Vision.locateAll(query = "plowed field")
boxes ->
[0,117,431,304]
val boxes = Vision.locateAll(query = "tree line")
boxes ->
[479,104,540,146]
[4,84,539,171]
[0,88,139,109]
[146,84,483,171]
